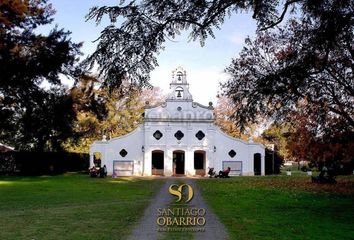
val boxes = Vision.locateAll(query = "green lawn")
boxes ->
[1,174,353,240]
[0,173,163,240]
[197,176,354,240]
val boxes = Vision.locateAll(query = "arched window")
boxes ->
[93,152,102,167]
[175,87,184,98]
[176,71,183,82]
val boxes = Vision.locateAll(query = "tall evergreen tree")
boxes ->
[0,0,82,151]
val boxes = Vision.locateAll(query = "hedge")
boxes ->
[0,151,89,175]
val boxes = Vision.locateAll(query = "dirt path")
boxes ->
[127,179,174,240]
[126,178,228,240]
[185,179,228,240]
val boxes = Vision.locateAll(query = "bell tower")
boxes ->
[166,66,193,101]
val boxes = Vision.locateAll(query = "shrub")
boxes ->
[0,151,89,175]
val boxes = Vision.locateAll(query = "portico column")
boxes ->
[185,149,194,176]
[89,153,94,168]
[144,150,152,176]
[165,149,173,176]
[261,154,265,176]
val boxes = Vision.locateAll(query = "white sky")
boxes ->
[40,0,257,105]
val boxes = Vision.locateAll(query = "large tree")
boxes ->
[223,1,354,131]
[0,0,82,151]
[262,123,292,161]
[214,96,264,141]
[86,0,353,133]
[263,105,354,172]
[85,0,297,88]
[65,76,164,153]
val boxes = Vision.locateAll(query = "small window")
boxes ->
[228,150,236,158]
[153,130,163,140]
[93,152,102,167]
[174,130,184,140]
[177,106,182,111]
[176,71,183,81]
[120,149,128,157]
[175,87,184,98]
[195,131,205,140]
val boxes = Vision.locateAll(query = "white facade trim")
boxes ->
[90,67,266,177]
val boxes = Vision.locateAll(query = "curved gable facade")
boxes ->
[90,67,265,176]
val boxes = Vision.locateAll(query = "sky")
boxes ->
[41,0,258,105]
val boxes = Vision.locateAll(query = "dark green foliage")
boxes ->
[14,87,78,151]
[0,0,82,151]
[300,165,310,172]
[223,0,354,130]
[0,151,89,175]
[86,0,353,138]
[265,148,283,174]
[0,153,15,174]
[85,0,291,88]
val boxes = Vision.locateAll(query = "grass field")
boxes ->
[0,173,163,240]
[197,175,354,240]
[1,174,353,240]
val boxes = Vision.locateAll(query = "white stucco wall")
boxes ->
[90,121,265,176]
[142,119,214,176]
[89,126,144,175]
[212,128,265,176]
[89,67,265,177]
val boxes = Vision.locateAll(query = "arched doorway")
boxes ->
[194,150,206,176]
[152,150,164,175]
[173,150,185,175]
[93,152,102,167]
[254,153,261,175]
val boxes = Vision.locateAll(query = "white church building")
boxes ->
[90,67,265,177]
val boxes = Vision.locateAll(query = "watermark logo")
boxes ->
[168,184,194,203]
[156,183,205,232]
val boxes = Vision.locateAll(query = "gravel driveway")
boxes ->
[127,178,228,240]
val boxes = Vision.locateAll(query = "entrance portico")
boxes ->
[147,147,209,177]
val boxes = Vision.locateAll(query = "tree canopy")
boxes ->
[223,0,353,130]
[0,0,82,151]
[85,0,296,88]
[86,0,353,132]
[263,106,354,171]
[65,77,164,153]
